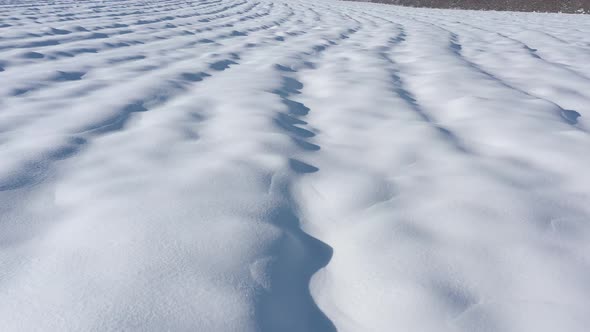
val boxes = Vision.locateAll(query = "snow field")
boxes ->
[1,0,590,331]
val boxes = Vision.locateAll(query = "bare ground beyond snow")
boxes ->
[348,0,590,13]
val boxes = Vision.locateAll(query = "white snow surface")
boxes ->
[1,0,590,331]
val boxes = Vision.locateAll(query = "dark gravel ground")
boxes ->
[346,0,590,13]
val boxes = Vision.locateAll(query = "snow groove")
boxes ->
[256,63,335,332]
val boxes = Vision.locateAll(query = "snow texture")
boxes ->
[1,0,590,331]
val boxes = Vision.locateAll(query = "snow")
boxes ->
[1,0,590,331]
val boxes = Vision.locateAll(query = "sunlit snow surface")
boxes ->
[1,0,590,331]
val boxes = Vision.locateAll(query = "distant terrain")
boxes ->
[349,0,590,13]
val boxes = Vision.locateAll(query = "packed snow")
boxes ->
[1,0,590,331]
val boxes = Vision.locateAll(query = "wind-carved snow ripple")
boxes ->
[0,0,294,192]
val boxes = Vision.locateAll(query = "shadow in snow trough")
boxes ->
[561,109,581,125]
[258,64,334,331]
[257,204,335,332]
